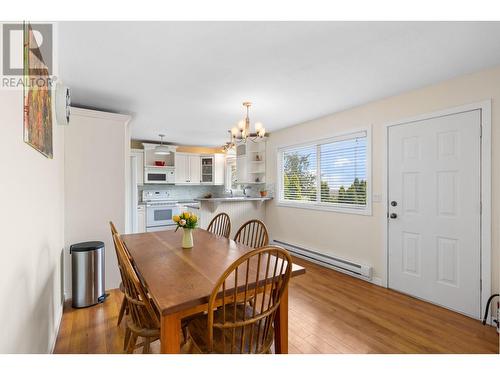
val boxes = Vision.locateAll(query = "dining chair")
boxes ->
[184,245,293,354]
[233,219,269,248]
[113,233,161,353]
[207,212,231,238]
[109,221,128,326]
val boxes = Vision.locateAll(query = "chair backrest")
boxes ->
[109,221,118,236]
[206,246,292,353]
[233,219,269,248]
[113,233,159,330]
[207,212,231,238]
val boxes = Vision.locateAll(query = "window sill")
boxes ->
[276,200,372,216]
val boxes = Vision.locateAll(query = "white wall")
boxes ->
[64,108,131,296]
[0,89,65,353]
[266,65,500,296]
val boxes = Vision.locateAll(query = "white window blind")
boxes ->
[320,133,367,206]
[280,130,369,213]
[282,144,317,202]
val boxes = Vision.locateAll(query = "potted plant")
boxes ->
[260,189,268,197]
[173,212,198,249]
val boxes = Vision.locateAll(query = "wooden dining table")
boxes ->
[121,228,305,354]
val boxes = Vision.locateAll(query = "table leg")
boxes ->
[160,312,181,354]
[274,285,288,354]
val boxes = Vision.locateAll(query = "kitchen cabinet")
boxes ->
[200,156,214,184]
[137,205,146,233]
[175,153,201,184]
[131,149,144,185]
[214,154,225,185]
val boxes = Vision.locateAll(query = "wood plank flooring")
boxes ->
[54,257,499,354]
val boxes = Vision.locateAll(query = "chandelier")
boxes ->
[223,102,266,151]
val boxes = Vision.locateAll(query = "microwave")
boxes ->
[144,167,175,184]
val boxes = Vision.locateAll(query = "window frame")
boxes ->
[224,156,242,193]
[277,127,372,215]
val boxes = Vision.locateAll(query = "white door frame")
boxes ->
[382,100,491,320]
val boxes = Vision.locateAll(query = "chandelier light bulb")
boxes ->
[231,126,239,136]
[259,127,266,137]
[255,122,263,132]
[238,120,245,130]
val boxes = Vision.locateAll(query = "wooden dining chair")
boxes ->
[184,246,293,354]
[113,233,161,353]
[233,219,269,248]
[110,221,132,327]
[207,212,231,238]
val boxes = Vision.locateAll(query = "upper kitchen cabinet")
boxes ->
[175,153,201,184]
[214,154,225,185]
[142,143,176,167]
[235,141,266,184]
[201,154,225,185]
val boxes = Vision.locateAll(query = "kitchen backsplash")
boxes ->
[139,184,225,202]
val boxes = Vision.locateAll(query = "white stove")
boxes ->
[142,190,181,232]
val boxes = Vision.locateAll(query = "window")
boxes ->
[278,130,370,214]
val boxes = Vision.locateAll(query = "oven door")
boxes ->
[146,205,180,228]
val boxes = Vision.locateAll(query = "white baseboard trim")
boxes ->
[50,302,64,354]
[370,276,384,287]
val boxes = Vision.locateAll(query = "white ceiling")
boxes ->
[59,21,500,146]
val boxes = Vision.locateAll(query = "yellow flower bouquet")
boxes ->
[173,211,198,231]
[173,212,198,248]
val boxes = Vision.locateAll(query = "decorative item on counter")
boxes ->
[204,192,213,199]
[260,189,268,197]
[173,212,198,249]
[255,177,260,183]
[255,154,261,161]
[154,160,166,166]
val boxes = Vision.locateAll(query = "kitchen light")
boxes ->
[222,102,267,151]
[154,134,170,155]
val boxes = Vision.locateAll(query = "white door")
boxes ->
[388,110,481,318]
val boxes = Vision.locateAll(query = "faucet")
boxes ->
[242,186,251,197]
[229,189,233,197]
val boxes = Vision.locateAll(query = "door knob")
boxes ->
[390,213,397,219]
[391,201,397,207]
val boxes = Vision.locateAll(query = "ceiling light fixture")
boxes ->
[223,102,266,151]
[154,134,171,155]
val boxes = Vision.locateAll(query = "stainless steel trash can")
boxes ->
[71,241,106,308]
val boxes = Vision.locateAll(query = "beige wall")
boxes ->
[266,65,500,295]
[0,89,65,352]
[64,108,131,296]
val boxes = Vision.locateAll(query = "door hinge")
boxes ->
[480,123,483,138]
[480,279,482,291]
[480,201,482,215]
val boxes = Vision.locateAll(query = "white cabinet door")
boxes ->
[137,205,146,233]
[131,149,144,185]
[189,155,201,184]
[175,153,188,184]
[388,110,481,318]
[214,154,225,185]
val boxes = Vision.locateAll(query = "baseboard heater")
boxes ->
[272,239,372,281]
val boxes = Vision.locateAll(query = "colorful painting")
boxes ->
[23,22,53,158]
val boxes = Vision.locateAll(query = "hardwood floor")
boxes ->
[54,257,499,354]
